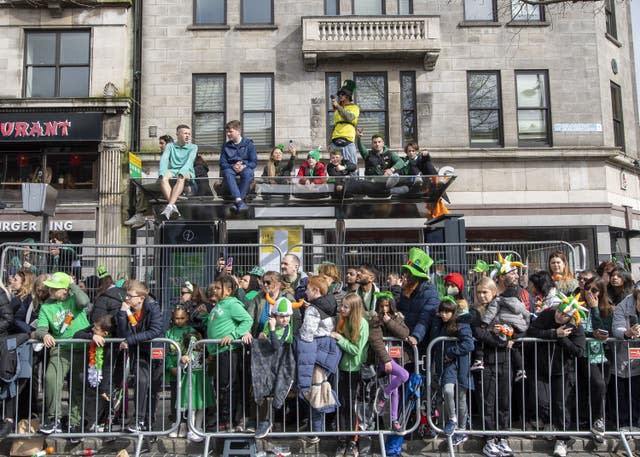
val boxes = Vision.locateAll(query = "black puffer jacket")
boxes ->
[91,286,127,323]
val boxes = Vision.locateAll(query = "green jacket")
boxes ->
[165,325,197,381]
[356,139,404,176]
[337,317,370,372]
[206,296,253,354]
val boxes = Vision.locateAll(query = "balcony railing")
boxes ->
[302,15,440,70]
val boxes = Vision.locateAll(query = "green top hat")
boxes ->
[338,80,356,99]
[44,271,73,289]
[97,264,110,279]
[401,247,433,280]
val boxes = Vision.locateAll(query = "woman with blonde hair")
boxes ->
[318,261,345,307]
[262,144,296,183]
[331,292,369,457]
[548,251,578,296]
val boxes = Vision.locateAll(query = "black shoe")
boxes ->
[39,418,62,435]
[0,420,12,438]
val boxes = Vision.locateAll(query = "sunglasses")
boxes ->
[588,288,600,294]
[263,280,273,286]
[126,294,141,299]
[181,290,191,294]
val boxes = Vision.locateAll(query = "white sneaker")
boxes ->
[169,429,178,438]
[124,213,145,226]
[171,205,181,217]
[482,438,501,457]
[187,430,204,442]
[178,422,188,437]
[553,440,567,457]
[497,438,513,457]
[160,204,173,220]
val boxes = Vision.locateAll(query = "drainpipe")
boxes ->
[129,0,143,241]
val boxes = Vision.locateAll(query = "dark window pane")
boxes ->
[242,0,272,23]
[325,0,339,15]
[26,67,56,97]
[470,110,500,144]
[194,113,225,148]
[398,0,412,14]
[464,0,494,20]
[354,0,383,15]
[243,76,272,110]
[60,32,90,65]
[468,73,498,108]
[355,76,386,110]
[27,33,56,65]
[60,67,89,97]
[243,112,272,148]
[358,112,386,139]
[402,111,416,143]
[196,0,225,24]
[194,76,224,111]
[400,74,415,110]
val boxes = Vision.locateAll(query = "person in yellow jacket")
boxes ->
[330,80,360,171]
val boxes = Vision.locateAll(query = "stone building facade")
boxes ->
[137,0,640,272]
[0,0,133,255]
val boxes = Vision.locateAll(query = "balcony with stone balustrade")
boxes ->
[302,15,441,71]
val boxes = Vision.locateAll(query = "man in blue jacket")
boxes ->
[220,120,258,212]
[397,247,440,347]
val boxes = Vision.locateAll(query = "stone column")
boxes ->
[97,141,126,274]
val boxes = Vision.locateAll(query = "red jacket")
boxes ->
[297,161,327,184]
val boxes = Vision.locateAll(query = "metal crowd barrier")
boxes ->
[3,338,181,457]
[187,338,421,457]
[425,335,640,457]
[291,241,583,284]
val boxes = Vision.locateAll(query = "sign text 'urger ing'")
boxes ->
[0,113,103,142]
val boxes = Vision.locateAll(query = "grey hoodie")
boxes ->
[612,293,640,378]
[482,296,530,333]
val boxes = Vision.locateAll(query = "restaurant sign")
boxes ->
[0,113,103,142]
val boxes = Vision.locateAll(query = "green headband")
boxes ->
[374,291,394,301]
[440,295,457,306]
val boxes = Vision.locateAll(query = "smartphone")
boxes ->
[597,329,609,337]
[226,256,234,268]
[330,95,336,100]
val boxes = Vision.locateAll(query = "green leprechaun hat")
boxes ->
[401,247,434,280]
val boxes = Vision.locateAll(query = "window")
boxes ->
[24,30,90,98]
[611,81,624,150]
[326,73,341,144]
[398,0,413,14]
[511,0,543,21]
[0,150,98,192]
[353,0,384,15]
[400,72,417,146]
[242,0,273,24]
[467,71,503,147]
[193,75,226,150]
[325,0,339,15]
[464,0,496,21]
[194,0,225,25]
[605,0,617,39]
[354,73,388,142]
[515,70,551,145]
[241,74,274,149]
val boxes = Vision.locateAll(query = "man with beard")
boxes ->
[280,253,308,301]
[356,263,380,312]
[397,248,440,348]
[343,267,359,294]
